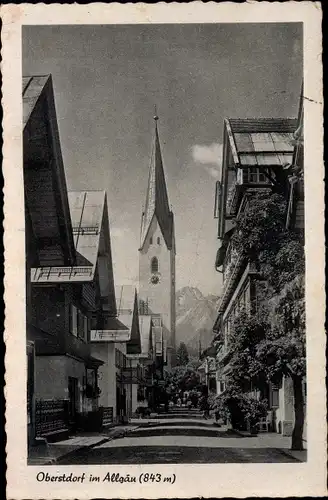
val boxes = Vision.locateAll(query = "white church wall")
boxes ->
[139,215,173,345]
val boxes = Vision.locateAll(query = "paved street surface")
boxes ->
[57,409,306,464]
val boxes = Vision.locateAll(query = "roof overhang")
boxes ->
[86,356,104,369]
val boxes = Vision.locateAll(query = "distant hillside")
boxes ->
[176,287,220,356]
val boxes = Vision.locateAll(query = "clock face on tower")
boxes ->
[150,273,160,285]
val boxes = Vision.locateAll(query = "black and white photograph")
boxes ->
[3,3,325,499]
[23,21,307,465]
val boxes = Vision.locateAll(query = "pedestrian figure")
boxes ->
[200,395,210,419]
[190,391,198,408]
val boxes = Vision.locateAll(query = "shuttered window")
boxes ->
[70,305,78,336]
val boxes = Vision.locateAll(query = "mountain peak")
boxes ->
[175,287,219,355]
[176,286,204,301]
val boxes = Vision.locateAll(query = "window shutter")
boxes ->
[70,305,78,336]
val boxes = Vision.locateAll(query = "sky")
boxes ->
[22,23,303,296]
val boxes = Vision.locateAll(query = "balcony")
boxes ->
[226,167,272,217]
[223,245,240,284]
[218,252,246,315]
[90,316,131,343]
[226,169,243,216]
[216,344,232,368]
[31,266,94,284]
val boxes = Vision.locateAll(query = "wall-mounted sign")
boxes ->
[90,329,131,342]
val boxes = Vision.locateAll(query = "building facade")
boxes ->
[24,76,104,443]
[139,116,176,370]
[213,116,303,436]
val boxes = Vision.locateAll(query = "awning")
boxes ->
[85,355,104,369]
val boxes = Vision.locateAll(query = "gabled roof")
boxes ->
[23,74,76,267]
[140,120,174,250]
[116,285,136,315]
[228,118,298,133]
[67,191,116,314]
[68,191,105,268]
[23,75,51,128]
[225,117,297,168]
[115,286,141,355]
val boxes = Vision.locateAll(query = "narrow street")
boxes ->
[57,407,304,464]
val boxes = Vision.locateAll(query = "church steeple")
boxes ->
[140,113,173,250]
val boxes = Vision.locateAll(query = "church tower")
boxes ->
[139,113,176,369]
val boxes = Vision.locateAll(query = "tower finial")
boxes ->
[154,105,159,121]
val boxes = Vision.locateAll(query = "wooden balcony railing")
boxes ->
[31,266,94,283]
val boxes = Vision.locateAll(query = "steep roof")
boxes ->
[115,285,141,354]
[140,119,174,250]
[23,74,76,267]
[23,75,51,128]
[67,191,116,313]
[115,285,136,315]
[68,191,105,269]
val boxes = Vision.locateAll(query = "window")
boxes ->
[244,167,270,184]
[271,386,279,408]
[70,305,78,336]
[249,167,259,183]
[151,257,159,273]
[83,316,88,341]
[115,349,126,369]
[77,310,83,339]
[149,237,153,245]
[157,237,160,245]
[214,181,221,219]
[152,317,161,327]
[71,308,88,341]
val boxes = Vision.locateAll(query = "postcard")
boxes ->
[2,2,326,498]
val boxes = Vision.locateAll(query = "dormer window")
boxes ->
[151,257,159,273]
[157,237,160,245]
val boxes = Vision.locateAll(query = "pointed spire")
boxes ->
[154,104,159,122]
[140,111,173,249]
